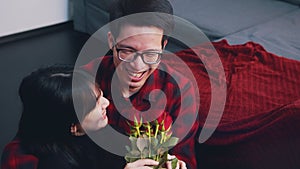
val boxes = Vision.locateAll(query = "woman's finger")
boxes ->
[124,159,159,169]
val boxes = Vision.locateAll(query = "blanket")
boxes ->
[163,40,300,169]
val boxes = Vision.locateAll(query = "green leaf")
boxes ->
[151,137,159,147]
[129,136,138,150]
[161,137,178,148]
[124,156,140,163]
[137,137,148,152]
[129,150,141,157]
[157,147,167,156]
[124,156,131,162]
[171,157,178,169]
[153,152,168,169]
[125,145,131,152]
[142,149,150,158]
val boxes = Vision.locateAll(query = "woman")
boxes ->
[16,64,117,169]
[1,65,185,169]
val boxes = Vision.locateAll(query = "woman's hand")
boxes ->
[124,159,159,169]
[166,154,187,169]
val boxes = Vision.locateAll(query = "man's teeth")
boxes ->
[129,72,143,77]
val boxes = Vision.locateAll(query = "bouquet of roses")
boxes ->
[124,112,179,169]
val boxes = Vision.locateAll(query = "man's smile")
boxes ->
[127,69,147,82]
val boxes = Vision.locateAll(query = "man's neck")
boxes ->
[120,87,131,98]
[120,85,141,98]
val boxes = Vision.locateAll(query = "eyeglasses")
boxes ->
[114,46,163,65]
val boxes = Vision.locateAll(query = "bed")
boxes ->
[72,0,300,168]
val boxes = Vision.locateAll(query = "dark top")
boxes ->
[2,135,126,169]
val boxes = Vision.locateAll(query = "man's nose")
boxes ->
[130,54,146,69]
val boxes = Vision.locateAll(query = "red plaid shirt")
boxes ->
[1,137,38,169]
[83,56,199,169]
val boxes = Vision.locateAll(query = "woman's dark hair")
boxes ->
[17,64,100,168]
[109,0,174,38]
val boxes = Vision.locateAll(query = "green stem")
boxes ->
[160,132,165,144]
[148,124,151,158]
[154,124,159,138]
[136,127,140,136]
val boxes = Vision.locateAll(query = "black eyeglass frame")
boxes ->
[114,46,163,65]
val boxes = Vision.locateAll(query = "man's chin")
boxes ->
[120,80,144,96]
[128,85,141,92]
[127,83,144,93]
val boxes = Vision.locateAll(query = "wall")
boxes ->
[0,0,73,158]
[0,0,72,37]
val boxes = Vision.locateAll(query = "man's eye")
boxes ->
[145,52,158,57]
[120,49,134,54]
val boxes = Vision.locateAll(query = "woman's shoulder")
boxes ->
[1,137,38,169]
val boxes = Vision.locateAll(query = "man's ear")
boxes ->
[107,32,114,50]
[163,39,168,49]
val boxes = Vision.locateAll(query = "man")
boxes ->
[1,0,198,168]
[83,0,199,168]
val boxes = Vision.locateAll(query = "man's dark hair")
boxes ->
[109,0,174,38]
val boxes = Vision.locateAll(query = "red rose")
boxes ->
[156,111,173,131]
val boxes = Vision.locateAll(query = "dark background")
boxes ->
[0,22,90,155]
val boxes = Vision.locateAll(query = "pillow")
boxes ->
[221,10,300,61]
[170,0,298,39]
[281,0,300,5]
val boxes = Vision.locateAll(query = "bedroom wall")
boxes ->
[0,0,74,158]
[0,0,72,37]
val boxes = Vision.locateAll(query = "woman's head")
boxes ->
[72,69,109,134]
[18,65,109,142]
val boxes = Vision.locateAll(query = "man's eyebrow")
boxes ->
[142,49,162,52]
[117,44,136,50]
[117,44,162,52]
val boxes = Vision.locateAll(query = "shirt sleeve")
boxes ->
[169,79,199,169]
[1,139,38,169]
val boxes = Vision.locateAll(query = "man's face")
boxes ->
[108,25,166,97]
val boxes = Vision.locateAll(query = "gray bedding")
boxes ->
[171,0,298,40]
[220,10,300,61]
[73,0,300,61]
